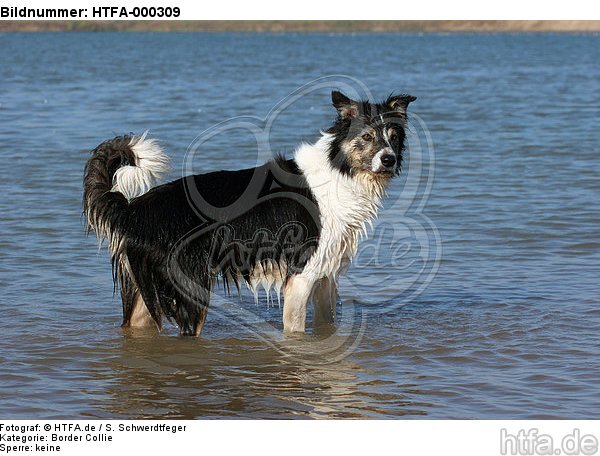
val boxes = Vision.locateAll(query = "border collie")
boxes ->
[83,91,416,336]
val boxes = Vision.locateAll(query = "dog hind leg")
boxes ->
[119,263,157,329]
[126,256,164,331]
[128,293,156,327]
[169,290,210,337]
[161,274,212,337]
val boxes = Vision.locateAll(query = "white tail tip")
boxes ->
[111,131,170,201]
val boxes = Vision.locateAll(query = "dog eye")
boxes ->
[389,131,397,141]
[361,133,373,142]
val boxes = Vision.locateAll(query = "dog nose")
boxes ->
[381,154,396,168]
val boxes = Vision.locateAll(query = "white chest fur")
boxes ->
[295,134,384,282]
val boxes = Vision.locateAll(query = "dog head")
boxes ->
[326,90,416,181]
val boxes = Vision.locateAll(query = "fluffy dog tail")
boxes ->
[83,132,170,330]
[83,132,169,246]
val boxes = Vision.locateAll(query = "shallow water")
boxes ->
[0,32,599,419]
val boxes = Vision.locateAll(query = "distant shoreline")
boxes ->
[1,20,600,33]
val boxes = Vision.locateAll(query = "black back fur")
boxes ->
[83,137,321,335]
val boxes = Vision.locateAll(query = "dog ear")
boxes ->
[386,94,417,113]
[332,90,359,119]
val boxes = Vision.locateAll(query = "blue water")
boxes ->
[0,32,599,419]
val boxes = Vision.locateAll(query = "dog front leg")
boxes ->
[282,275,314,333]
[312,276,337,327]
